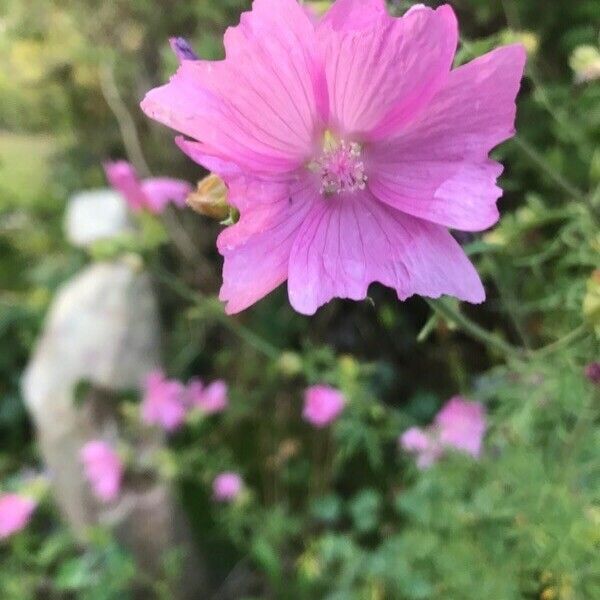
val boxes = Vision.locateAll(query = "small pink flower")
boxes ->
[584,362,600,385]
[142,0,526,315]
[399,427,443,470]
[188,378,229,414]
[141,370,188,432]
[104,160,191,214]
[400,396,486,468]
[80,441,123,503]
[213,472,243,502]
[435,396,487,457]
[0,494,36,539]
[303,385,345,428]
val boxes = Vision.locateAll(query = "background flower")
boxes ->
[188,378,229,414]
[0,494,36,539]
[435,396,487,457]
[213,472,243,502]
[141,370,188,432]
[104,160,191,214]
[80,441,123,503]
[303,385,346,428]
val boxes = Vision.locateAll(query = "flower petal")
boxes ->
[320,0,387,32]
[318,4,457,139]
[141,178,192,212]
[142,0,325,175]
[368,45,526,231]
[104,161,147,211]
[218,176,317,314]
[287,192,484,315]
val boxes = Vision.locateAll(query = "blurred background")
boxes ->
[0,0,599,598]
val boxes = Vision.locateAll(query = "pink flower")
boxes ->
[0,494,36,539]
[584,362,600,385]
[399,427,443,470]
[187,378,229,414]
[435,396,487,457]
[80,441,123,503]
[303,385,345,428]
[141,370,188,432]
[141,0,525,315]
[104,160,191,214]
[400,396,486,468]
[213,472,243,502]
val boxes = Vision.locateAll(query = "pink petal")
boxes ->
[368,45,526,231]
[141,177,192,213]
[400,427,430,453]
[104,161,147,212]
[435,396,486,457]
[287,192,484,315]
[141,0,325,175]
[218,176,318,314]
[303,385,346,427]
[175,138,243,179]
[319,0,388,32]
[0,494,36,539]
[318,4,457,139]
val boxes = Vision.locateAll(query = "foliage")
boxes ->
[0,0,598,598]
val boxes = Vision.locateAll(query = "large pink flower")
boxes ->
[80,441,123,503]
[104,160,191,214]
[141,370,188,432]
[142,0,525,315]
[0,494,36,539]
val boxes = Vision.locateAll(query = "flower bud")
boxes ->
[187,174,230,220]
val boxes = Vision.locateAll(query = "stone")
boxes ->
[65,189,133,247]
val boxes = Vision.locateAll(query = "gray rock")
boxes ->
[22,258,208,597]
[65,189,133,247]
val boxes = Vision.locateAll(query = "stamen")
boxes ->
[310,133,367,196]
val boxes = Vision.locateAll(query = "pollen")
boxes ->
[310,132,367,196]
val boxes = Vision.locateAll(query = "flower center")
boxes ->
[310,132,367,196]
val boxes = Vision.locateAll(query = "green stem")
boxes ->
[513,135,585,201]
[152,267,281,360]
[425,298,524,359]
[528,325,589,359]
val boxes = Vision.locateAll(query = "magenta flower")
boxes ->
[141,370,188,432]
[104,160,191,214]
[80,441,123,503]
[435,396,487,457]
[0,494,36,539]
[584,362,600,385]
[399,427,443,470]
[141,0,525,315]
[213,472,243,502]
[187,378,229,414]
[303,385,345,428]
[400,396,486,468]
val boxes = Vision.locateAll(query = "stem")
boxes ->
[425,298,524,359]
[98,61,151,177]
[528,325,589,359]
[152,266,281,360]
[513,136,585,201]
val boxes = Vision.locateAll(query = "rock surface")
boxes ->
[65,189,133,247]
[22,258,207,597]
